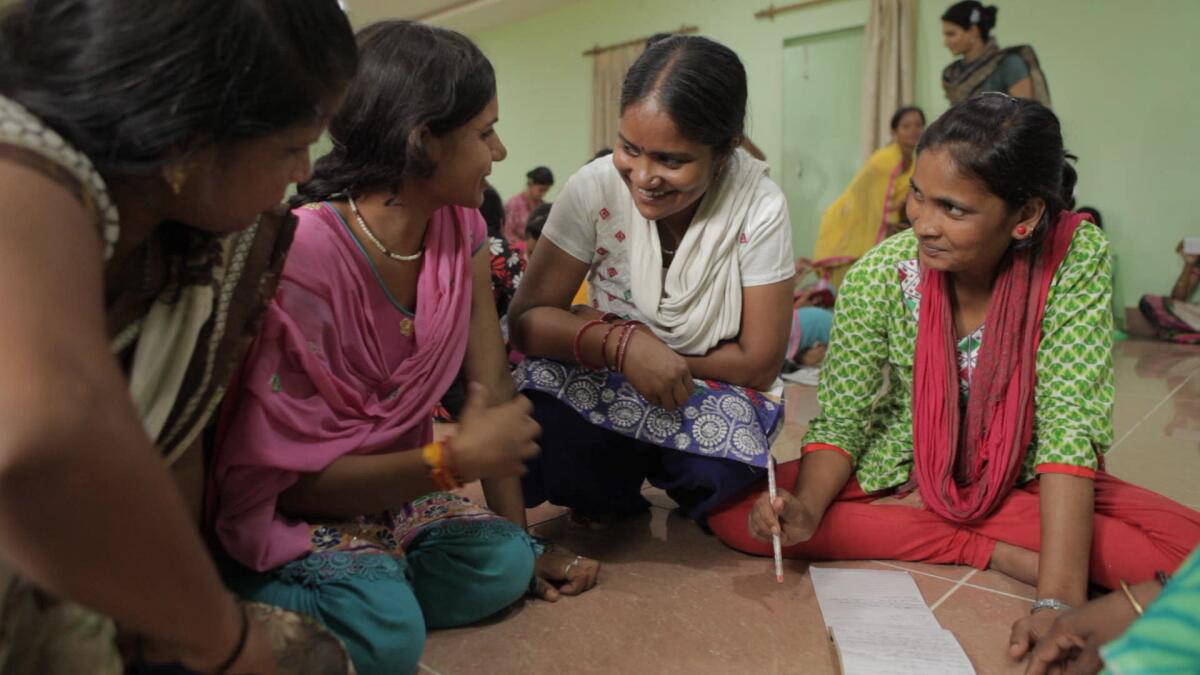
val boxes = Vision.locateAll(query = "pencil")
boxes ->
[767,456,783,582]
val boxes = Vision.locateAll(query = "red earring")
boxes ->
[1016,226,1028,236]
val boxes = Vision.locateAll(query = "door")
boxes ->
[781,27,865,260]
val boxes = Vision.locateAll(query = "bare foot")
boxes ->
[989,541,1038,586]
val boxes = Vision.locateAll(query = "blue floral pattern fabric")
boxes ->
[515,358,784,468]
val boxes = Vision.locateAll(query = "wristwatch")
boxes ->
[1030,598,1072,614]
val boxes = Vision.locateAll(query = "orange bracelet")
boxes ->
[421,441,461,491]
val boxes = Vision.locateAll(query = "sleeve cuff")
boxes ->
[1035,463,1097,479]
[802,443,854,463]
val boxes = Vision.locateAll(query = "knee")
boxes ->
[417,529,535,629]
[708,500,769,556]
[347,625,425,675]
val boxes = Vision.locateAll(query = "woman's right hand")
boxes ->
[747,489,821,546]
[621,329,694,410]
[160,602,276,674]
[452,383,541,482]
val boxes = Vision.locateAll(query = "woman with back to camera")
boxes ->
[0,0,359,672]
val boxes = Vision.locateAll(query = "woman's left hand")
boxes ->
[1009,609,1062,662]
[1018,589,1142,674]
[532,547,600,601]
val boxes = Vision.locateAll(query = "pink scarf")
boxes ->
[912,211,1084,523]
[210,202,477,571]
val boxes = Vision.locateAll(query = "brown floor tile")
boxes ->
[933,585,1031,675]
[1112,340,1200,401]
[875,560,976,583]
[784,383,821,425]
[771,422,808,463]
[422,509,955,674]
[1106,398,1200,506]
[1112,394,1164,440]
[961,569,1036,601]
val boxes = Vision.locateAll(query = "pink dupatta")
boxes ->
[211,202,480,571]
[912,211,1085,523]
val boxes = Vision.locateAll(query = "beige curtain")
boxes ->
[860,0,917,158]
[591,44,644,155]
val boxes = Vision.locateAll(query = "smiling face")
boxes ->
[905,147,1043,279]
[424,96,507,209]
[612,97,723,229]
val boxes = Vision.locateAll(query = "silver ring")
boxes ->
[563,555,582,578]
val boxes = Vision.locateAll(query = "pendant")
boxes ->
[399,317,415,337]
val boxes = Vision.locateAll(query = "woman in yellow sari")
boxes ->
[813,106,924,287]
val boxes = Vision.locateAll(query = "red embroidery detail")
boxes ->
[606,292,618,302]
[592,299,600,308]
[607,267,619,278]
[614,230,626,242]
[599,208,611,220]
[596,247,609,256]
[739,233,749,244]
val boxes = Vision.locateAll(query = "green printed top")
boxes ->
[803,224,1114,493]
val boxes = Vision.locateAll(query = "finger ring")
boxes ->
[563,555,582,577]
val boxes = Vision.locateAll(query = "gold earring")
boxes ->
[163,163,189,195]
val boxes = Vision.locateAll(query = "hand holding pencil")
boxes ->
[747,472,821,548]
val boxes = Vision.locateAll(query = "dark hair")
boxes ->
[0,0,357,179]
[917,94,1077,247]
[526,166,554,186]
[593,148,613,160]
[1077,206,1102,230]
[480,185,504,238]
[942,2,998,42]
[621,34,746,155]
[525,203,552,240]
[295,20,495,204]
[890,106,926,131]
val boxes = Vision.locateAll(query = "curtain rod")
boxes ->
[582,25,699,57]
[754,0,840,21]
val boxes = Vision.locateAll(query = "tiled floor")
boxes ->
[424,339,1200,674]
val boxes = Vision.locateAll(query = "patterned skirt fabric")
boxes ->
[305,492,502,562]
[515,358,784,468]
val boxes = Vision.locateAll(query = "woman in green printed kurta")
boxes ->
[708,95,1200,666]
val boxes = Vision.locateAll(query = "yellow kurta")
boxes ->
[812,143,913,288]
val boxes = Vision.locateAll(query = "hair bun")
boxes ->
[981,5,998,29]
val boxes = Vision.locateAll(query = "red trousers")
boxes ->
[708,460,1200,590]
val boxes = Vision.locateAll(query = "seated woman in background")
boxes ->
[0,1,358,672]
[1139,240,1200,344]
[210,22,597,675]
[711,95,1200,659]
[482,185,525,322]
[812,106,925,288]
[504,165,554,249]
[508,34,794,528]
[941,1,1052,105]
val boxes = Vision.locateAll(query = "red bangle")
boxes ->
[598,323,621,369]
[573,319,606,370]
[615,322,642,373]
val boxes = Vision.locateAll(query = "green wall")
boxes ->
[469,0,1197,316]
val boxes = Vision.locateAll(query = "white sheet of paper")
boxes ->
[834,627,975,675]
[809,567,940,631]
[810,567,973,675]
